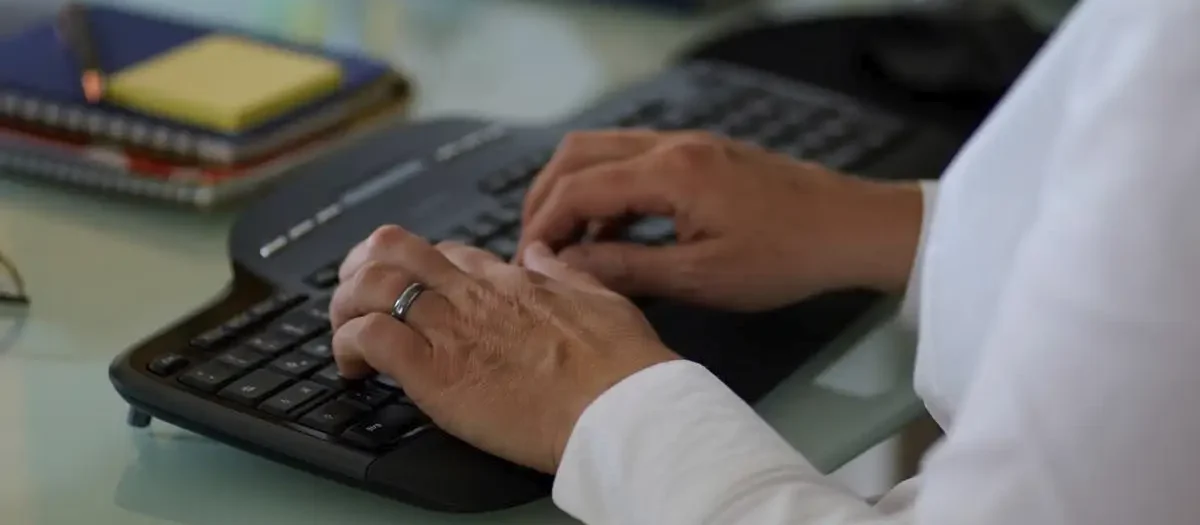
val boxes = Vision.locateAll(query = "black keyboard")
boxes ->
[109,60,962,513]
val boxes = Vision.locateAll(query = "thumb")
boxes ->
[523,241,607,290]
[556,241,708,300]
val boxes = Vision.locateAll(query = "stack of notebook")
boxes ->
[0,5,412,208]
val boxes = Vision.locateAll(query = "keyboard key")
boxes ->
[482,207,520,228]
[438,229,477,246]
[148,353,189,376]
[189,326,230,350]
[741,98,778,118]
[652,109,696,130]
[628,217,675,244]
[246,331,300,355]
[275,313,327,340]
[497,188,526,210]
[371,374,403,391]
[299,399,369,434]
[274,291,308,308]
[463,217,501,240]
[478,173,510,195]
[218,369,291,406]
[861,127,899,151]
[312,364,345,387]
[216,347,269,369]
[299,334,333,359]
[484,237,518,260]
[820,117,853,141]
[342,404,426,450]
[822,144,867,171]
[340,385,395,408]
[261,381,329,417]
[248,291,307,319]
[306,266,339,289]
[799,133,832,155]
[223,311,259,333]
[179,361,242,393]
[303,297,332,323]
[777,107,821,128]
[270,351,327,377]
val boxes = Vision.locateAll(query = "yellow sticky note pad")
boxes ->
[108,34,342,133]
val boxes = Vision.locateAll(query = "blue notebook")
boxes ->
[0,5,403,164]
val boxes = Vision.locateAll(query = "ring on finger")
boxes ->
[390,282,427,323]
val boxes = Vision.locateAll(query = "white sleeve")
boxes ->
[552,360,913,525]
[896,179,939,332]
[910,2,1200,524]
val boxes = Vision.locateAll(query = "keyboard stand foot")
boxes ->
[126,407,152,428]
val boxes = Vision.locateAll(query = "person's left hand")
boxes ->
[329,225,679,474]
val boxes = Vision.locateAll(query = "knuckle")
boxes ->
[558,130,598,153]
[366,225,408,252]
[661,133,724,172]
[352,260,392,291]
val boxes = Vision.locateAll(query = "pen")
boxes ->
[59,2,105,103]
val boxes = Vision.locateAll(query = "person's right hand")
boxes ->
[518,129,926,312]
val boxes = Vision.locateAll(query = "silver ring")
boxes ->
[390,282,427,323]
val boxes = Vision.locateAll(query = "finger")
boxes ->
[337,225,462,288]
[523,130,661,226]
[556,241,713,300]
[518,160,679,256]
[330,261,457,335]
[333,313,432,387]
[436,241,504,275]
[522,241,607,291]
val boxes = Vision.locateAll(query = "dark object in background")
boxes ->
[681,7,1050,137]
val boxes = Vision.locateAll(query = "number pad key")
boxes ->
[189,327,231,350]
[342,404,426,450]
[299,334,333,359]
[246,331,298,355]
[299,399,369,434]
[218,369,291,406]
[148,353,189,376]
[274,311,327,340]
[340,385,394,408]
[179,361,242,393]
[216,347,269,369]
[260,381,329,417]
[270,351,328,377]
[312,364,346,387]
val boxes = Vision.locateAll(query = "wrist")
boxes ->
[826,177,926,294]
[551,345,681,472]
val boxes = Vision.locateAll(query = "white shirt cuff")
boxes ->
[897,179,940,331]
[551,359,829,525]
